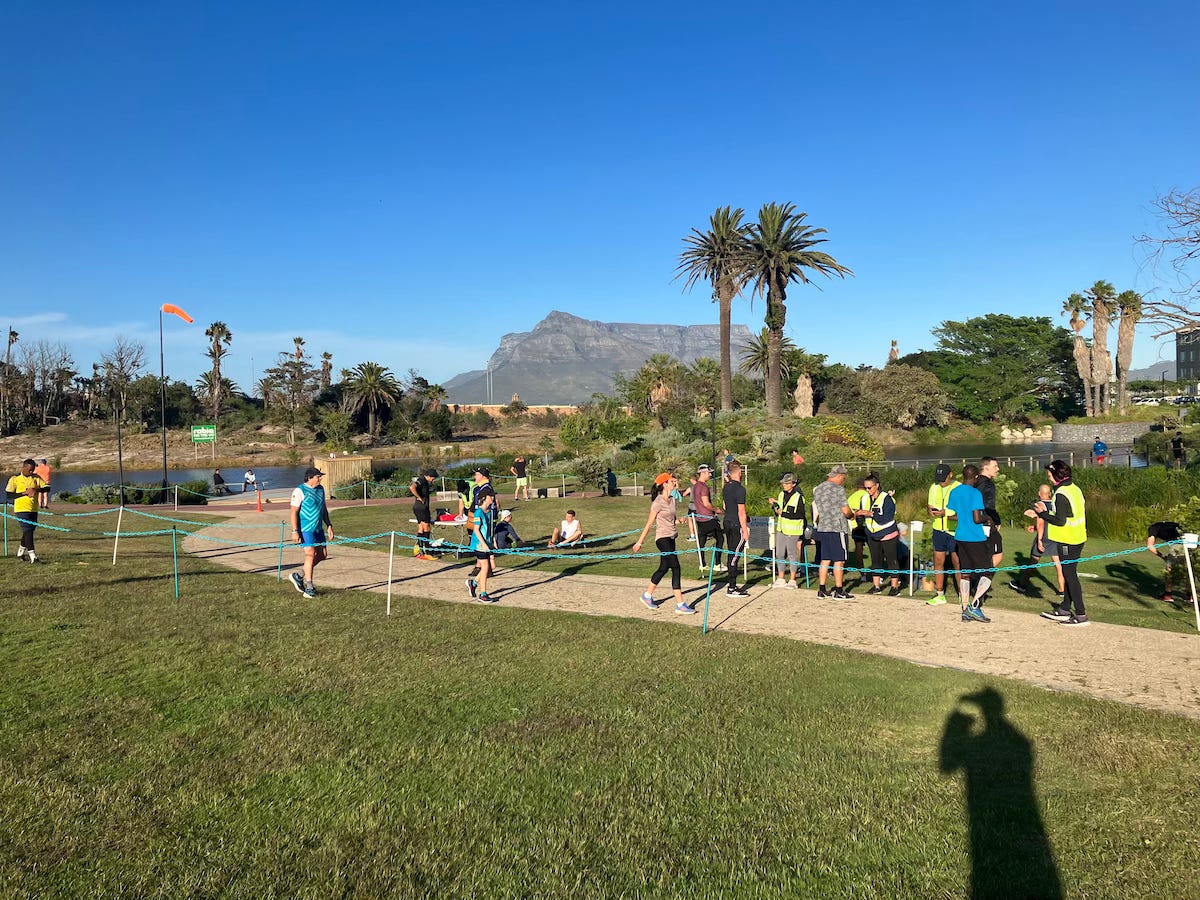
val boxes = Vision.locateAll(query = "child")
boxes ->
[466,491,498,603]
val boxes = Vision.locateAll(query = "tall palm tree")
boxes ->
[344,362,401,435]
[745,203,852,416]
[319,352,333,392]
[1115,289,1143,415]
[1062,293,1094,417]
[1085,280,1117,415]
[676,206,750,412]
[204,321,232,420]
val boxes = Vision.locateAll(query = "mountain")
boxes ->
[443,311,753,406]
[1126,361,1176,382]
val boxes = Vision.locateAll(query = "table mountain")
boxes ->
[443,310,752,406]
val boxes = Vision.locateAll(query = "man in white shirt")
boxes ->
[548,510,583,548]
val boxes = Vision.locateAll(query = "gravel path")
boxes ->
[182,509,1200,720]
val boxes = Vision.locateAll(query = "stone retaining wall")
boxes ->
[1051,422,1152,444]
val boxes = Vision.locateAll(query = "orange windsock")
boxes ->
[161,303,194,324]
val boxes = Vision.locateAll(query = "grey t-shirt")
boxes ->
[812,480,850,534]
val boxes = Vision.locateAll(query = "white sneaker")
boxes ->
[773,578,787,588]
[27,552,38,564]
[16,547,25,559]
[783,581,798,590]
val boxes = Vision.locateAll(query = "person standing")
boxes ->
[691,463,725,573]
[977,457,1004,577]
[1010,484,1063,596]
[1092,436,1108,466]
[811,464,853,599]
[6,459,49,563]
[34,459,51,509]
[1172,431,1186,469]
[1032,460,1089,626]
[510,456,530,501]
[947,464,993,623]
[632,473,689,613]
[926,464,960,606]
[721,460,750,597]
[769,473,806,589]
[846,478,871,585]
[289,467,333,599]
[605,467,618,497]
[470,466,497,573]
[1146,521,1186,603]
[858,473,902,596]
[409,468,438,560]
[465,490,498,603]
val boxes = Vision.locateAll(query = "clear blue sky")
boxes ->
[3,1,1197,390]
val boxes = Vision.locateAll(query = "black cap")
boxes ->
[303,466,325,480]
[421,468,438,478]
[934,464,952,481]
[474,466,491,477]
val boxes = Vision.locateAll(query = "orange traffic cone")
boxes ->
[256,488,263,513]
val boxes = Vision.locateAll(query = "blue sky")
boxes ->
[2,1,1198,391]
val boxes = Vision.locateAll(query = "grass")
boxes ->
[333,497,1200,635]
[2,511,1198,896]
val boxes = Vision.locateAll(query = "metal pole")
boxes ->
[111,505,123,566]
[1183,535,1200,633]
[561,474,566,497]
[159,309,168,498]
[387,530,396,616]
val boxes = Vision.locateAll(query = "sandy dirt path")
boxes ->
[182,509,1200,720]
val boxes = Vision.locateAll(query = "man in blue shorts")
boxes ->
[811,464,854,599]
[289,466,334,599]
[926,464,960,606]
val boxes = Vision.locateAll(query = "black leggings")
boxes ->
[1058,541,1086,616]
[651,536,681,590]
[867,536,900,582]
[17,512,36,551]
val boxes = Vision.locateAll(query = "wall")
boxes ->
[1051,423,1152,444]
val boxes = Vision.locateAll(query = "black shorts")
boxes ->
[414,503,432,525]
[474,550,491,561]
[956,540,992,575]
[985,526,1003,556]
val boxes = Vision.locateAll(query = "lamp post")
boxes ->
[159,304,194,500]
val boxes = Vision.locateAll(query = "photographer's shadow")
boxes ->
[939,688,1062,900]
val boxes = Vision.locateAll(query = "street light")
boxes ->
[159,304,194,499]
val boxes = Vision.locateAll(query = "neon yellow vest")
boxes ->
[1047,482,1086,545]
[928,480,961,532]
[865,491,895,534]
[775,489,806,536]
[847,488,869,514]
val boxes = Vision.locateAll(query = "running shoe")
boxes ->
[816,588,830,599]
[782,581,798,590]
[865,585,883,595]
[726,585,750,597]
[416,554,438,561]
[1061,614,1091,627]
[967,605,991,623]
[887,586,902,597]
[926,593,947,606]
[674,602,696,615]
[773,578,788,588]
[302,582,316,599]
[962,609,974,622]
[1008,580,1027,595]
[640,592,658,609]
[466,578,478,599]
[1040,607,1071,622]
[290,572,306,595]
[478,593,499,604]
[833,588,853,600]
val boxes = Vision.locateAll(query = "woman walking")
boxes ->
[632,472,690,614]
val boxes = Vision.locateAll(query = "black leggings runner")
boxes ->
[1057,541,1086,616]
[650,536,681,590]
[867,536,900,582]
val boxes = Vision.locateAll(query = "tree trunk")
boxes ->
[1091,302,1112,415]
[718,278,734,412]
[793,373,813,417]
[764,282,786,417]
[1071,334,1093,417]
[1115,320,1137,415]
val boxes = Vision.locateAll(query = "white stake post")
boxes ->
[1184,533,1200,633]
[363,480,368,507]
[908,520,924,596]
[768,517,777,583]
[386,530,396,616]
[174,485,179,511]
[112,505,124,566]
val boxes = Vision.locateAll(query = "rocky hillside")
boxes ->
[444,310,752,405]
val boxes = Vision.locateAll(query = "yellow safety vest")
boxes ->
[1047,482,1086,545]
[865,491,896,534]
[775,489,806,536]
[928,480,960,532]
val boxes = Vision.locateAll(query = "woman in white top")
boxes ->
[633,473,689,614]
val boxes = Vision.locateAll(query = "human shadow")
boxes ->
[1104,560,1161,607]
[939,687,1062,900]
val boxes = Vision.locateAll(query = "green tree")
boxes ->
[824,365,949,429]
[739,328,796,382]
[745,203,852,416]
[676,206,751,413]
[263,340,319,445]
[344,362,401,436]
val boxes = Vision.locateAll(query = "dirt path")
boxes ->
[182,509,1200,720]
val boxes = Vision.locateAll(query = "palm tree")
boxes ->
[344,362,401,435]
[739,328,796,382]
[204,322,232,420]
[1086,280,1117,415]
[1062,293,1094,417]
[426,384,447,412]
[319,352,333,392]
[676,207,750,412]
[195,372,239,410]
[1115,289,1143,415]
[745,203,852,416]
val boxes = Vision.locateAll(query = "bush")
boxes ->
[177,480,210,505]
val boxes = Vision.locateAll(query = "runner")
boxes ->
[1146,521,1187,603]
[721,460,750,597]
[811,464,853,599]
[1092,436,1108,466]
[926,464,960,606]
[1032,460,1090,627]
[1009,484,1063,595]
[409,468,438,560]
[465,490,498,603]
[858,473,901,596]
[289,466,334,599]
[691,463,725,573]
[632,473,689,613]
[5,458,49,563]
[947,464,992,623]
[768,473,806,589]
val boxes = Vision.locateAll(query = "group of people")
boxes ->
[211,469,260,495]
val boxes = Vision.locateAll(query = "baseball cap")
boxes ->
[499,508,512,520]
[474,465,491,477]
[654,472,674,485]
[697,463,712,473]
[827,464,849,476]
[303,466,325,479]
[934,464,952,481]
[780,473,796,484]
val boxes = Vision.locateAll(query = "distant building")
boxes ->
[1176,329,1200,389]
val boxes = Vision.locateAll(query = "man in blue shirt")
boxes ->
[289,466,334,599]
[947,464,992,623]
[1092,436,1108,466]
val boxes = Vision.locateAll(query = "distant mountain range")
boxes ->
[444,310,753,406]
[1127,361,1176,382]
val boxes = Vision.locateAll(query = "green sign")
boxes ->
[191,425,217,443]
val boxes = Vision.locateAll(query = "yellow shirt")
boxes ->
[6,474,46,514]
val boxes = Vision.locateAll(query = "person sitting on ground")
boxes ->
[494,509,522,550]
[548,510,583,547]
[212,468,230,495]
[1146,521,1187,603]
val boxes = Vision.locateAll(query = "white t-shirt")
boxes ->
[244,471,257,484]
[559,518,581,542]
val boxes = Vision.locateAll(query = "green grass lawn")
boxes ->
[333,497,1200,635]
[1,513,1198,896]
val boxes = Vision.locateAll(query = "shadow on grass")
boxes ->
[1103,560,1161,607]
[939,687,1062,900]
